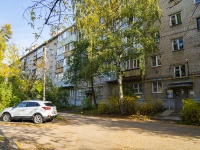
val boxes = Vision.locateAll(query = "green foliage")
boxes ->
[123,83,136,96]
[31,79,43,99]
[136,100,164,116]
[122,96,138,115]
[97,102,108,114]
[45,79,69,108]
[182,98,200,124]
[81,98,92,110]
[98,96,164,116]
[0,82,12,111]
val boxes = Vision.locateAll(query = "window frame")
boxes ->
[152,81,163,93]
[133,83,143,94]
[125,59,140,70]
[172,38,184,51]
[170,12,181,26]
[151,55,161,67]
[174,65,186,77]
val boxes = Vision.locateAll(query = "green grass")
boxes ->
[0,136,5,141]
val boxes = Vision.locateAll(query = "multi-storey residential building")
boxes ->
[21,0,200,109]
[21,35,58,84]
[143,0,200,109]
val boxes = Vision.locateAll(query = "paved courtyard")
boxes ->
[0,112,200,150]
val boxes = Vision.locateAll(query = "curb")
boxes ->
[0,134,18,150]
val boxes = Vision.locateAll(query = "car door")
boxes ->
[10,102,28,117]
[23,102,40,117]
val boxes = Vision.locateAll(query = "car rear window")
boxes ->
[44,102,54,106]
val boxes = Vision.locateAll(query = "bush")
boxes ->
[98,102,109,114]
[97,95,120,115]
[136,100,164,116]
[122,96,138,115]
[182,98,200,124]
[81,98,92,110]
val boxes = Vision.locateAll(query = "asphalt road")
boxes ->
[0,112,200,150]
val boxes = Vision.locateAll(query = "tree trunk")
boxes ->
[91,76,97,107]
[118,72,124,115]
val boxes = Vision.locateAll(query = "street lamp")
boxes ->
[43,46,46,101]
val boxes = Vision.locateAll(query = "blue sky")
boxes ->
[0,0,51,54]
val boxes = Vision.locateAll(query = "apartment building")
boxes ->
[21,0,200,109]
[142,0,200,109]
[21,35,58,83]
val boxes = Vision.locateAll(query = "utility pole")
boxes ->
[43,46,46,101]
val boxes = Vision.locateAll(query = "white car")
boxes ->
[0,100,57,124]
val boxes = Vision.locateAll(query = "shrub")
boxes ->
[136,100,164,116]
[81,98,92,110]
[98,102,109,114]
[122,96,138,115]
[107,95,120,114]
[182,98,200,124]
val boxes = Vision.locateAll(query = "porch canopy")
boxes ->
[168,81,193,87]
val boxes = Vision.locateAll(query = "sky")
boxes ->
[0,0,51,55]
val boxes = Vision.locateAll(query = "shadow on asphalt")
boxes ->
[59,112,200,139]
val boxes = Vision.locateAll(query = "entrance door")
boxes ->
[174,87,188,109]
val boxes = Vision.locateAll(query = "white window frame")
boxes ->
[151,56,161,67]
[172,38,184,51]
[152,81,163,93]
[174,65,186,77]
[133,83,143,94]
[170,12,181,26]
[125,59,139,70]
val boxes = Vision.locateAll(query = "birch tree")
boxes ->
[75,0,161,114]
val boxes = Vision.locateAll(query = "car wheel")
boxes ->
[33,114,43,124]
[2,113,11,122]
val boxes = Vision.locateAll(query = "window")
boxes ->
[155,32,160,43]
[152,56,161,67]
[69,90,75,97]
[65,43,74,51]
[197,18,200,30]
[16,102,28,107]
[152,81,162,93]
[56,60,64,69]
[125,59,139,70]
[174,65,186,77]
[170,12,181,26]
[56,73,63,82]
[194,0,200,3]
[27,102,40,107]
[133,83,142,94]
[57,47,64,55]
[172,38,184,51]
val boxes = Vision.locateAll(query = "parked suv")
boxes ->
[0,100,57,124]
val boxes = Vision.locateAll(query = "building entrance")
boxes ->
[174,87,188,109]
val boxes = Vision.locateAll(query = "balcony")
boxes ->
[56,67,63,74]
[124,69,141,78]
[64,51,72,58]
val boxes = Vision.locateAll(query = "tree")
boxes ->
[66,39,103,107]
[75,0,161,114]
[0,24,12,77]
